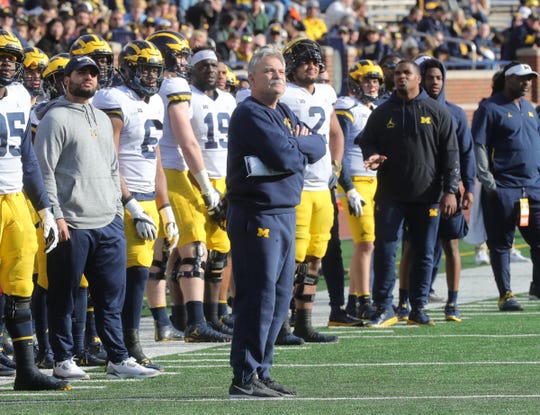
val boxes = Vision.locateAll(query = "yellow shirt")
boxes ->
[303,17,328,41]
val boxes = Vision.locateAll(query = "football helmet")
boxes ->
[282,38,325,79]
[348,60,383,102]
[146,30,192,79]
[225,65,237,93]
[0,29,24,87]
[42,53,70,99]
[70,34,114,87]
[118,40,164,97]
[22,47,49,96]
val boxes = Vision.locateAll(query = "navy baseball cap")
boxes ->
[64,56,99,76]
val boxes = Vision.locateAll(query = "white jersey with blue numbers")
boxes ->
[0,83,31,194]
[280,82,336,191]
[158,76,192,172]
[190,85,236,179]
[335,95,376,178]
[93,85,164,195]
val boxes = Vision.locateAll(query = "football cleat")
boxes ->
[366,306,398,328]
[498,292,523,311]
[184,323,232,343]
[154,323,184,342]
[444,303,462,322]
[407,309,436,326]
[327,308,363,327]
[14,371,71,391]
[394,302,410,321]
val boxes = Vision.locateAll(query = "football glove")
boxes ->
[328,160,341,189]
[125,197,157,241]
[346,188,366,217]
[38,208,59,253]
[159,204,179,248]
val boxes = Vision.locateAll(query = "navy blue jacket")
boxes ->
[471,92,540,191]
[418,58,477,194]
[226,96,326,213]
[360,88,460,203]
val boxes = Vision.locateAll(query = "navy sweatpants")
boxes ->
[47,215,128,364]
[228,204,295,384]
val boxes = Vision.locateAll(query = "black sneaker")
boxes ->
[229,377,283,399]
[36,353,54,369]
[0,351,15,376]
[74,350,107,367]
[86,341,108,361]
[260,378,297,396]
[184,323,232,343]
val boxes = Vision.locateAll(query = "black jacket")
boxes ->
[360,88,460,203]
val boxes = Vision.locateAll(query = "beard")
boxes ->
[68,82,96,99]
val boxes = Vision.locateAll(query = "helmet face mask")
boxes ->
[146,30,192,79]
[119,40,164,97]
[70,34,114,88]
[348,60,383,102]
[0,30,24,87]
[282,38,325,80]
[22,47,49,97]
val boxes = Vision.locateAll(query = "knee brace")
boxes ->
[294,262,319,303]
[5,295,32,339]
[176,242,206,279]
[205,250,228,283]
[149,269,166,281]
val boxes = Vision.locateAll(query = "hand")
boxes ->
[202,187,221,211]
[364,154,387,170]
[440,192,457,219]
[462,191,474,210]
[38,208,59,253]
[328,160,341,189]
[346,189,365,217]
[125,198,157,241]
[159,204,179,248]
[295,124,311,136]
[204,190,227,229]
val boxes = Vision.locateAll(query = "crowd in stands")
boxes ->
[2,0,540,71]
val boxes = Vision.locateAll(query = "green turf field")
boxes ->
[2,235,536,414]
[2,293,539,414]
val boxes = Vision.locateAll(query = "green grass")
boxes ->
[3,235,535,414]
[2,294,540,414]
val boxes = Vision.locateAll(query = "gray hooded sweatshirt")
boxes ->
[34,96,123,229]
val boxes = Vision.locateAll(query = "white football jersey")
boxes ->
[93,86,164,194]
[0,83,31,194]
[158,76,192,172]
[335,95,376,178]
[280,82,336,191]
[190,86,236,178]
